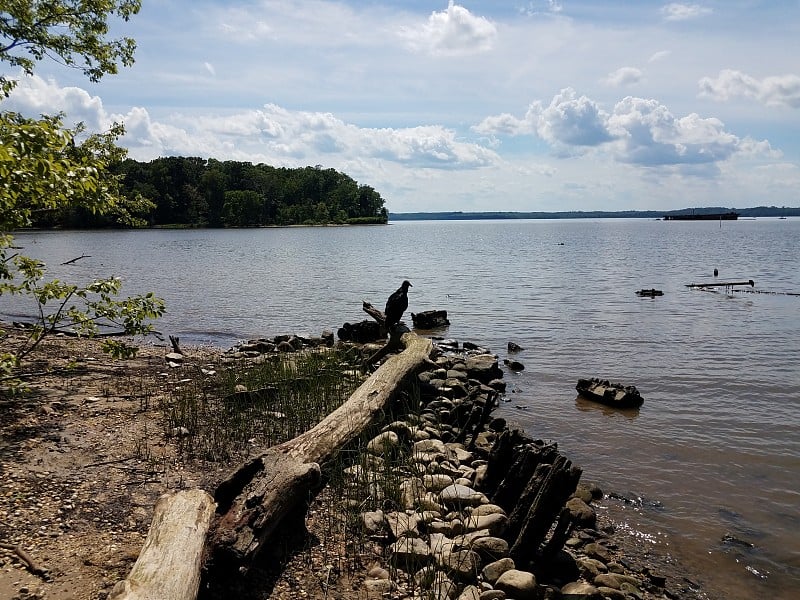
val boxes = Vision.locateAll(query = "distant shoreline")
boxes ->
[389,206,800,221]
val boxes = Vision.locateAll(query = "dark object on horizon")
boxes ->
[411,310,449,330]
[636,288,663,297]
[686,280,754,289]
[662,211,739,221]
[384,280,412,327]
[576,378,644,409]
[714,268,718,277]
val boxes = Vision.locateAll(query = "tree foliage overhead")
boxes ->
[109,158,389,227]
[1,0,161,388]
[0,0,140,85]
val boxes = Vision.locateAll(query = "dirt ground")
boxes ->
[0,328,708,600]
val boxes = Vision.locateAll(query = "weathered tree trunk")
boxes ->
[109,489,215,600]
[508,455,582,567]
[210,333,434,571]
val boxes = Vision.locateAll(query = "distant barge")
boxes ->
[663,211,739,221]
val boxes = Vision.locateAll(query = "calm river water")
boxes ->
[3,219,799,599]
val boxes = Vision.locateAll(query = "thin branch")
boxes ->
[61,254,90,265]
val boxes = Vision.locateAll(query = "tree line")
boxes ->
[33,157,389,228]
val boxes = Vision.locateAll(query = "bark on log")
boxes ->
[109,489,215,600]
[210,332,434,571]
[508,455,582,567]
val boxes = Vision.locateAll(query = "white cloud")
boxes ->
[3,73,106,131]
[399,1,497,56]
[604,67,644,87]
[648,50,671,63]
[204,62,216,76]
[608,97,746,167]
[474,88,613,147]
[474,88,772,170]
[699,69,800,109]
[660,3,712,21]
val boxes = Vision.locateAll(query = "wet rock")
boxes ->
[566,497,596,528]
[507,342,523,352]
[583,542,612,562]
[503,359,524,371]
[464,355,503,384]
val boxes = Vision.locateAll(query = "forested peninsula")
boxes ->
[32,157,389,229]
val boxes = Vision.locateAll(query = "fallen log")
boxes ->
[210,332,434,572]
[109,489,215,600]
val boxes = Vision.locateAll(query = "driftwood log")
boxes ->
[210,332,434,572]
[109,489,216,600]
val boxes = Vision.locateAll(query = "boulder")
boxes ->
[412,310,451,329]
[495,569,538,600]
[464,355,503,384]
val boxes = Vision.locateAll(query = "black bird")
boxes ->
[384,280,412,327]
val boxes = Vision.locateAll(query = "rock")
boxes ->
[470,536,509,560]
[430,571,459,600]
[503,359,524,371]
[412,310,450,329]
[565,497,596,528]
[507,341,524,352]
[165,351,183,363]
[456,585,481,600]
[438,549,481,581]
[367,431,401,456]
[389,536,431,568]
[424,473,456,492]
[440,484,488,508]
[577,557,607,578]
[561,581,602,599]
[583,542,612,562]
[363,578,396,598]
[495,569,538,600]
[594,573,641,590]
[470,504,506,517]
[386,511,422,539]
[464,513,508,536]
[464,355,503,384]
[478,591,506,600]
[481,557,515,584]
[596,587,626,600]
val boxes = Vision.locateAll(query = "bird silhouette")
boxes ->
[384,280,412,327]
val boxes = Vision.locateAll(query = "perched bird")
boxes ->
[384,280,412,327]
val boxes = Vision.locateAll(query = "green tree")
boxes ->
[1,0,163,388]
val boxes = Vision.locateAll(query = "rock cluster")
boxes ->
[343,338,670,600]
[225,332,335,357]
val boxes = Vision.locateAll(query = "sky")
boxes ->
[4,0,800,213]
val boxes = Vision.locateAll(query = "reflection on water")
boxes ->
[2,219,799,599]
